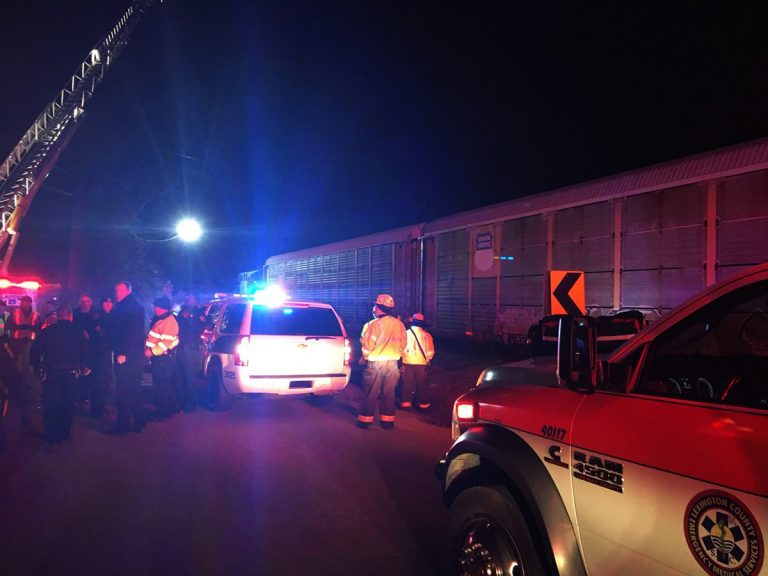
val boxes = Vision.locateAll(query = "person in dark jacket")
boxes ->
[175,296,206,412]
[29,305,91,445]
[0,334,24,453]
[108,281,147,435]
[73,293,100,410]
[91,297,115,418]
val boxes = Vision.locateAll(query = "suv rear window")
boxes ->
[250,306,343,336]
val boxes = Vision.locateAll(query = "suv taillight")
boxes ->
[235,336,250,366]
[343,338,351,367]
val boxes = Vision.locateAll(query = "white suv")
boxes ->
[202,294,352,410]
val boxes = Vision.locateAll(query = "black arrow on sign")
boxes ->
[553,272,583,316]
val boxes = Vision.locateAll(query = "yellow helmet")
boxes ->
[374,294,395,308]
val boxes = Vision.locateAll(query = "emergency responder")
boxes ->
[356,294,407,429]
[176,296,206,412]
[0,299,8,449]
[73,293,99,409]
[29,305,91,445]
[145,296,179,421]
[400,312,435,411]
[6,295,42,428]
[0,300,7,334]
[73,294,98,335]
[41,299,58,330]
[6,295,41,365]
[101,296,114,316]
[108,281,147,435]
[0,333,23,453]
[90,296,114,419]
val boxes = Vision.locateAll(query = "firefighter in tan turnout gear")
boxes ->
[356,294,406,429]
[400,312,435,411]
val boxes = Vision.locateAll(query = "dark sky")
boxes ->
[2,1,768,292]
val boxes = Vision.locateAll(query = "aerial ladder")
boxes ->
[0,0,155,276]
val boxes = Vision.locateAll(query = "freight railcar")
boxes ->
[244,225,425,331]
[252,138,768,341]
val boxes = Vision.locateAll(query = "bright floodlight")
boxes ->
[176,218,203,243]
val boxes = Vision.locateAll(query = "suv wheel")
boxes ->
[449,485,545,576]
[207,363,233,411]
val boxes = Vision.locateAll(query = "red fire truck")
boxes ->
[0,277,59,310]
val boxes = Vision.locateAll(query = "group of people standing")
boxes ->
[1,285,438,447]
[356,293,435,430]
[0,281,208,451]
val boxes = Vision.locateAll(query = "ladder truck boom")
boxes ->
[0,0,155,275]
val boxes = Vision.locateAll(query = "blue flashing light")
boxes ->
[251,285,288,307]
[494,256,515,261]
[282,308,294,315]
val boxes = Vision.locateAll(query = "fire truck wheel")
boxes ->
[207,364,232,411]
[449,485,545,576]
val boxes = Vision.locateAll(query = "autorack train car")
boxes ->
[250,138,768,340]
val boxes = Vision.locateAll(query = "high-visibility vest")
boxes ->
[8,309,41,341]
[402,326,435,365]
[145,314,179,356]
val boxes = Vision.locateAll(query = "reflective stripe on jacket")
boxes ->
[402,326,435,365]
[361,315,406,361]
[8,309,41,341]
[145,313,179,356]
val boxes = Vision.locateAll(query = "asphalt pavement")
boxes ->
[0,389,455,575]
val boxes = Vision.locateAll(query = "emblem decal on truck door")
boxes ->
[572,451,624,493]
[685,490,763,576]
[544,445,569,469]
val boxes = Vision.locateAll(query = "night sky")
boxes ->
[1,1,767,294]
